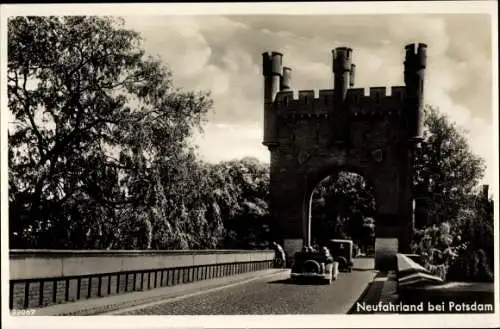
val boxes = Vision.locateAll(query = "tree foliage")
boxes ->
[7,15,270,251]
[8,16,212,249]
[411,188,494,282]
[207,157,270,249]
[413,106,485,228]
[409,106,492,281]
[311,172,376,250]
[445,188,494,282]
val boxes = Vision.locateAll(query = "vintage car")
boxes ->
[328,239,354,272]
[290,248,338,284]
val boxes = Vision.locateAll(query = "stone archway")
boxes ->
[307,168,374,244]
[262,43,427,270]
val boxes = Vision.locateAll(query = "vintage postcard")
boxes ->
[1,1,498,328]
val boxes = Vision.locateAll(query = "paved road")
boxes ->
[114,258,375,315]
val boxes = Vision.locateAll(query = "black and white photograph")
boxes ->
[1,1,498,328]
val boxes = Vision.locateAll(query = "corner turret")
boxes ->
[332,47,356,144]
[281,67,292,91]
[404,43,427,140]
[349,64,356,87]
[332,47,353,102]
[262,51,283,103]
[262,51,283,147]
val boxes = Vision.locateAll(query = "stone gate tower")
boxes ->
[262,43,427,270]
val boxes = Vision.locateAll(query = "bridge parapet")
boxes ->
[9,249,275,310]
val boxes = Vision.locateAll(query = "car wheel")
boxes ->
[303,260,321,274]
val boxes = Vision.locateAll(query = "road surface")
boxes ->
[112,258,375,315]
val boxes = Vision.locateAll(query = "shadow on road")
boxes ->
[267,278,296,285]
[351,267,375,272]
[267,278,332,286]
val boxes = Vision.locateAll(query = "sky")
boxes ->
[123,13,495,186]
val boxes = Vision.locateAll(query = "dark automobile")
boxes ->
[328,239,354,272]
[290,247,339,284]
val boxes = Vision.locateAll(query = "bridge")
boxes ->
[9,250,373,315]
[9,250,493,316]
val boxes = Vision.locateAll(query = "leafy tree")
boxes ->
[413,105,485,228]
[408,106,492,281]
[311,172,376,250]
[208,157,271,249]
[445,187,494,282]
[152,156,229,250]
[8,16,212,249]
[411,187,494,282]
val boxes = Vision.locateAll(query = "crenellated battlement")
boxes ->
[262,43,427,147]
[272,86,406,117]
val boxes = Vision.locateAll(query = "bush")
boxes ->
[412,195,494,283]
[426,263,448,280]
[446,248,494,282]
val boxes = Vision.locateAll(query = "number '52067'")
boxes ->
[11,309,36,316]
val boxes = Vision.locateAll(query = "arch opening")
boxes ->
[307,170,376,256]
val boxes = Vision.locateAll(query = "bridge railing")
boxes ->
[9,249,275,310]
[396,253,443,289]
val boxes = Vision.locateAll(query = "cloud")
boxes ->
[122,14,494,185]
[125,16,212,79]
[190,122,268,163]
